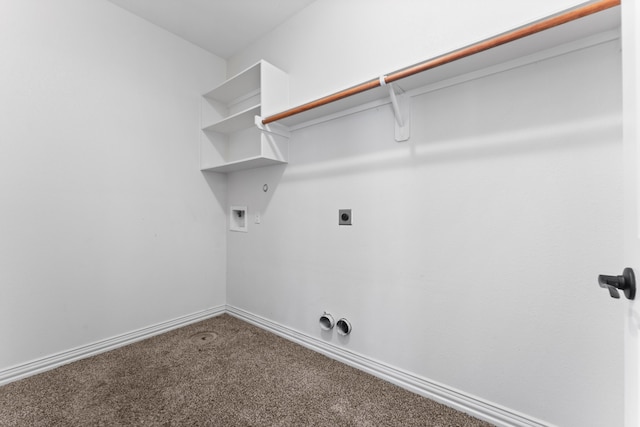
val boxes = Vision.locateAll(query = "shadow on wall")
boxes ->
[283,112,621,183]
[202,170,228,209]
[225,164,287,218]
[281,38,621,183]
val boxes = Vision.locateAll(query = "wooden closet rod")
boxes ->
[262,0,620,125]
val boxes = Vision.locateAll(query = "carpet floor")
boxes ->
[0,314,493,426]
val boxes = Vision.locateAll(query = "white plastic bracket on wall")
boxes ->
[255,116,291,139]
[379,76,410,142]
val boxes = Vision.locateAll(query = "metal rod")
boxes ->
[261,0,619,125]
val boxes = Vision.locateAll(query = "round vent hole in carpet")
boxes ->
[189,331,218,344]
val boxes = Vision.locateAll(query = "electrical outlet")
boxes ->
[339,209,352,226]
[254,212,261,224]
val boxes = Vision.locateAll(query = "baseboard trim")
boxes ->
[2,304,553,427]
[226,305,553,427]
[0,305,226,386]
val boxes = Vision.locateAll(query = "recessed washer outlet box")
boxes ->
[339,209,352,226]
[230,206,248,232]
[319,313,335,331]
[336,318,352,335]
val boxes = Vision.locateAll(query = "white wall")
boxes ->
[229,0,597,106]
[0,0,227,371]
[226,1,624,426]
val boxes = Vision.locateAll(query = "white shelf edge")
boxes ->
[286,28,621,131]
[406,28,620,100]
[200,156,287,174]
[274,6,620,129]
[202,104,261,134]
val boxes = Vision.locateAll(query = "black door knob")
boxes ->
[598,268,636,300]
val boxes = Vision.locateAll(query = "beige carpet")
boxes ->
[0,314,493,426]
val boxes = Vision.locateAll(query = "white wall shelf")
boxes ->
[200,60,289,173]
[202,105,261,134]
[204,66,260,104]
[201,156,287,173]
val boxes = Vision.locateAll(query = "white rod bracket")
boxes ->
[255,116,291,138]
[388,85,404,127]
[386,84,410,142]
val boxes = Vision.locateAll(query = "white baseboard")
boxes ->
[1,304,553,427]
[226,305,554,427]
[0,305,226,386]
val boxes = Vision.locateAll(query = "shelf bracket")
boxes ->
[380,76,410,142]
[255,116,291,138]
